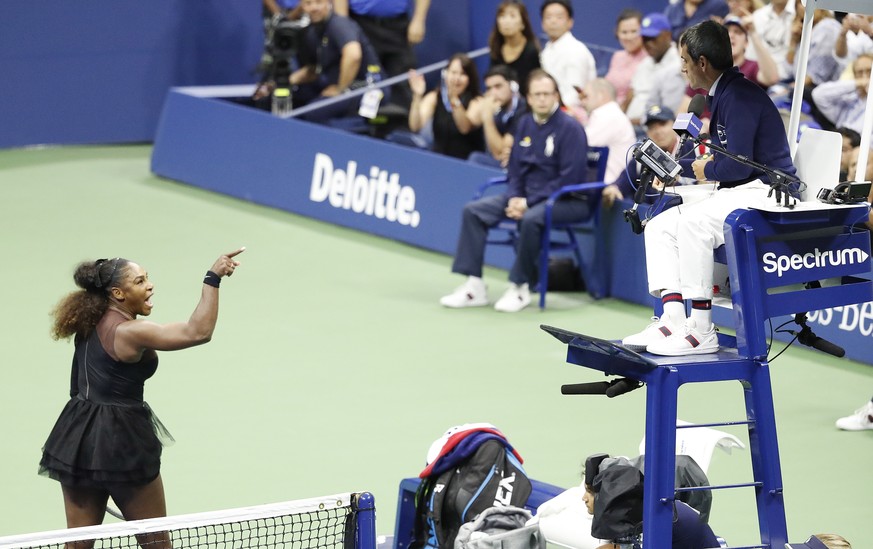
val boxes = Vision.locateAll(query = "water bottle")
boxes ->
[272,87,292,117]
[365,64,380,87]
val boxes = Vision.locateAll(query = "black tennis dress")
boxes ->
[39,309,172,488]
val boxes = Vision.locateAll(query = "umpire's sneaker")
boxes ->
[440,278,488,308]
[647,319,719,356]
[621,316,679,352]
[494,283,531,312]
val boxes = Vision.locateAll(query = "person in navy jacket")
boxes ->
[622,20,796,357]
[440,69,590,313]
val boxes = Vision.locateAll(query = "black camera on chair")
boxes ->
[816,181,872,205]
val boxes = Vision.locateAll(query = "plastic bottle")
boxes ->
[272,87,292,117]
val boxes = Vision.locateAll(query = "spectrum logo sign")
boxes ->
[308,153,421,228]
[762,247,870,277]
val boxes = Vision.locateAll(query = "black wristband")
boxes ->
[204,270,221,288]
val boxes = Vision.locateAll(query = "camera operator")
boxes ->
[290,0,385,121]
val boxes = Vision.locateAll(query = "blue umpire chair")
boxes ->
[473,146,610,309]
[545,202,873,548]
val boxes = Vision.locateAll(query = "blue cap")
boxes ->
[640,13,671,38]
[644,104,676,125]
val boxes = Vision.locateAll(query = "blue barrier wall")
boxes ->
[151,90,873,365]
[1,0,662,148]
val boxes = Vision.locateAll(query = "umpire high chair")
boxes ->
[544,203,872,548]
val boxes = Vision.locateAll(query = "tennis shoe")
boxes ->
[621,316,679,352]
[835,400,873,431]
[647,318,719,356]
[494,283,531,313]
[440,278,488,308]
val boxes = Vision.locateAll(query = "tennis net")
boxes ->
[0,492,376,549]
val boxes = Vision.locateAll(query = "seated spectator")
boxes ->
[751,0,794,79]
[811,53,872,134]
[838,127,862,180]
[664,0,729,42]
[626,13,685,125]
[467,65,528,168]
[846,146,873,182]
[439,70,589,313]
[289,0,385,121]
[488,1,541,95]
[788,6,843,87]
[407,53,484,160]
[579,78,637,182]
[604,9,649,111]
[601,105,696,208]
[835,13,873,68]
[333,0,431,110]
[539,0,597,111]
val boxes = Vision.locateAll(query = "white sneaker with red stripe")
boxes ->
[647,318,719,356]
[621,316,680,352]
[440,278,488,308]
[835,400,873,431]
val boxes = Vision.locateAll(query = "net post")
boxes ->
[354,492,377,549]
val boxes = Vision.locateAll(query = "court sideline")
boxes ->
[0,145,870,546]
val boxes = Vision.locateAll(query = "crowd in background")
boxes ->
[262,0,873,185]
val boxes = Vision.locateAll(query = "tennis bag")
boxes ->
[411,439,532,549]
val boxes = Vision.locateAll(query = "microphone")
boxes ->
[673,95,705,156]
[561,378,644,397]
[793,312,846,358]
[605,378,644,398]
[561,382,611,395]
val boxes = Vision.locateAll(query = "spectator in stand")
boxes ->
[845,145,873,182]
[787,6,844,87]
[838,127,862,181]
[467,65,528,168]
[333,0,430,109]
[439,70,589,313]
[835,13,873,68]
[488,1,541,95]
[601,105,696,208]
[408,53,484,160]
[626,13,686,126]
[811,53,872,134]
[579,78,637,182]
[539,0,597,112]
[604,9,649,111]
[751,0,794,79]
[664,0,729,42]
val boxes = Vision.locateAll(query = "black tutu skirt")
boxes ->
[39,397,174,488]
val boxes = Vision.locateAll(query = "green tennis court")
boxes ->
[1,145,871,546]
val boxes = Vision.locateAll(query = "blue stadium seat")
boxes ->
[473,146,610,309]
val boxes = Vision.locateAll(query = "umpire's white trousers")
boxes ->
[644,181,771,300]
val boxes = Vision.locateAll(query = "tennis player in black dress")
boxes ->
[40,248,244,540]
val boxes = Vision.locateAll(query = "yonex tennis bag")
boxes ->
[411,439,532,549]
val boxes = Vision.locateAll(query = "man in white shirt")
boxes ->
[579,78,637,182]
[835,13,873,68]
[539,0,597,111]
[751,0,795,80]
[626,13,685,125]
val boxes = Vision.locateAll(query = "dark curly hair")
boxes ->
[51,258,130,340]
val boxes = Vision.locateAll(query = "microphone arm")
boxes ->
[561,377,644,398]
[695,135,803,209]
